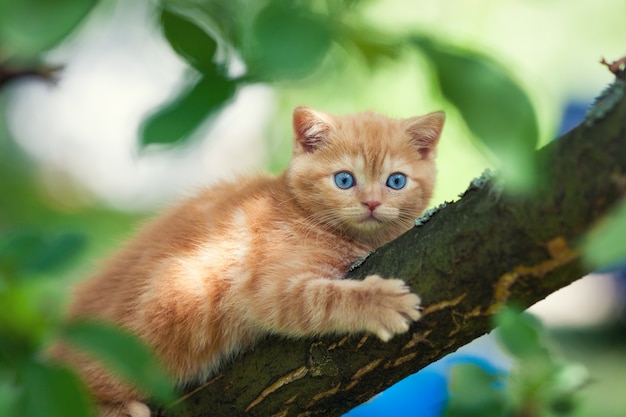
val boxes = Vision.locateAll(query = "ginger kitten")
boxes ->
[52,106,445,417]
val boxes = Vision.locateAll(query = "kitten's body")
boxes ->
[52,107,444,417]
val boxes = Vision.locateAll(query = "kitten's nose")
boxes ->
[362,201,381,211]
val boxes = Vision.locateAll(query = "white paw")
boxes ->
[126,401,151,417]
[99,401,150,417]
[362,275,422,342]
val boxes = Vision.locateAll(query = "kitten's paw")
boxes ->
[99,401,150,417]
[362,275,422,342]
[127,401,151,417]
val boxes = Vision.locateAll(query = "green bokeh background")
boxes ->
[1,0,625,416]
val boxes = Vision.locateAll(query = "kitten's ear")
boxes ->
[405,111,445,159]
[292,106,336,153]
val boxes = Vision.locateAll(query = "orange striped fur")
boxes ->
[51,106,445,416]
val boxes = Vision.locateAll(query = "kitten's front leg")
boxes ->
[253,273,421,342]
[356,275,422,341]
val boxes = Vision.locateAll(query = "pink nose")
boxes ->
[363,201,381,211]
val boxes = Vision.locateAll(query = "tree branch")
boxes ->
[0,62,62,88]
[157,79,626,417]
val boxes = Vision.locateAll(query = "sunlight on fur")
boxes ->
[50,106,445,416]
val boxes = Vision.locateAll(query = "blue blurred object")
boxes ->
[557,101,589,136]
[342,366,447,417]
[343,336,509,417]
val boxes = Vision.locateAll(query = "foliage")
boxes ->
[583,199,626,269]
[0,0,97,59]
[0,0,623,416]
[413,37,538,191]
[0,229,175,416]
[1,4,176,413]
[61,321,174,404]
[446,307,589,417]
[142,0,539,192]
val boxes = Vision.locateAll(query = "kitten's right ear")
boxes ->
[405,111,445,159]
[292,106,335,153]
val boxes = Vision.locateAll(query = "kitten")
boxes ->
[51,106,445,417]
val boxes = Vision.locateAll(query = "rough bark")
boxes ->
[157,79,626,417]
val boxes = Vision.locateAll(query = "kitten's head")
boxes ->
[286,106,445,248]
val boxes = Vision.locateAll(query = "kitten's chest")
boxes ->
[192,206,372,280]
[272,220,373,272]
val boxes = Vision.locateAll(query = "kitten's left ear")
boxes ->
[292,106,336,153]
[405,111,445,159]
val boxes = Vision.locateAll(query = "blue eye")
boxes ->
[386,173,407,190]
[334,171,356,189]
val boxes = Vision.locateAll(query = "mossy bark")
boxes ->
[157,80,626,417]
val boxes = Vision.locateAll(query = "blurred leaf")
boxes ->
[0,375,18,417]
[552,363,589,397]
[61,320,175,403]
[0,0,97,57]
[547,365,587,417]
[549,396,577,416]
[583,199,626,268]
[0,284,53,350]
[166,0,242,50]
[160,7,219,74]
[0,230,85,279]
[334,24,402,67]
[0,231,41,278]
[495,308,588,416]
[25,232,86,275]
[0,325,30,366]
[248,2,333,81]
[140,71,236,147]
[495,307,548,360]
[445,363,509,417]
[20,361,93,417]
[414,37,539,192]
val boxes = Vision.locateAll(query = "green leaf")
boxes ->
[0,230,85,279]
[583,199,626,268]
[0,326,27,366]
[61,320,175,403]
[336,27,402,67]
[25,232,86,275]
[0,375,19,417]
[445,363,509,417]
[0,284,54,350]
[20,361,93,417]
[547,365,587,417]
[0,230,42,278]
[0,0,97,57]
[414,37,539,192]
[495,307,548,360]
[160,7,219,74]
[248,3,333,81]
[140,72,237,147]
[552,363,589,397]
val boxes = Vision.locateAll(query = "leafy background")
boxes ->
[1,0,625,416]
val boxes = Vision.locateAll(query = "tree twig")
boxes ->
[0,62,63,88]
